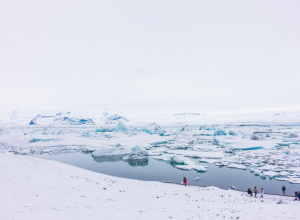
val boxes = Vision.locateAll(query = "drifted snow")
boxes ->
[0,153,298,220]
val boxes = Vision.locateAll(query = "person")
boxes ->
[183,177,187,186]
[298,191,300,201]
[260,188,264,198]
[247,188,252,197]
[282,185,286,196]
[254,187,258,197]
[294,191,298,201]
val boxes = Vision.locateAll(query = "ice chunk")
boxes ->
[115,121,128,133]
[92,147,131,156]
[147,122,165,136]
[228,130,237,136]
[153,154,173,161]
[122,146,149,161]
[199,125,215,130]
[199,158,219,164]
[238,146,263,150]
[227,164,247,170]
[172,155,195,165]
[130,146,149,156]
[214,130,227,136]
[175,164,207,172]
[141,128,153,135]
[95,128,114,132]
[167,150,224,159]
[82,132,91,137]
[263,171,279,177]
[194,177,200,181]
[105,114,129,124]
[250,134,259,140]
[212,138,219,145]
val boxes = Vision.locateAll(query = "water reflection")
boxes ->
[92,154,149,167]
[92,155,124,163]
[125,159,149,167]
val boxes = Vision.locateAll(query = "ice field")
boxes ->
[1,110,300,185]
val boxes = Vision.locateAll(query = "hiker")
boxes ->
[260,188,264,198]
[247,188,252,197]
[294,191,298,201]
[254,187,258,197]
[282,185,286,196]
[183,177,187,186]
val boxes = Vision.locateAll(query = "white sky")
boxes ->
[1,1,299,114]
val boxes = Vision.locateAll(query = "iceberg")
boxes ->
[214,130,227,136]
[199,125,215,130]
[228,130,237,136]
[115,121,128,133]
[172,155,195,165]
[105,114,129,124]
[122,146,149,161]
[212,138,219,145]
[147,122,165,136]
[92,146,131,157]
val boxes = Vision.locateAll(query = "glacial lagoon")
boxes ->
[31,153,299,196]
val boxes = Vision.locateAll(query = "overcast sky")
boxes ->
[1,1,299,114]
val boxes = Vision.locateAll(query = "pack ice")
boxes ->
[0,110,300,184]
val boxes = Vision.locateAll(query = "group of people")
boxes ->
[294,191,300,201]
[247,187,264,198]
[183,178,299,201]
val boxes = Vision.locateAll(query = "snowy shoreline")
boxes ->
[0,153,298,220]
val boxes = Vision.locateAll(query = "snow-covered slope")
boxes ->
[0,153,298,220]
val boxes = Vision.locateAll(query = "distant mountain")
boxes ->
[29,113,94,125]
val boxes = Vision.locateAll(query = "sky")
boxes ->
[0,0,299,114]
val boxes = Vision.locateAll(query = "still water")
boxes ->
[31,153,299,196]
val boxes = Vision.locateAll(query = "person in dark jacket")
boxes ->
[247,188,253,197]
[298,191,300,201]
[294,191,299,201]
[183,177,187,186]
[282,185,286,196]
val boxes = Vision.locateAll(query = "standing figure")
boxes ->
[260,188,264,198]
[247,188,253,197]
[282,185,286,196]
[254,187,258,197]
[294,191,298,201]
[183,177,187,186]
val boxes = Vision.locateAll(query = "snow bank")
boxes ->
[0,153,298,220]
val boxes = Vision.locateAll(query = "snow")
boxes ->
[0,153,299,220]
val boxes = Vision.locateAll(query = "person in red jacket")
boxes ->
[183,177,187,186]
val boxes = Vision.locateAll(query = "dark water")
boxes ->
[31,153,299,196]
